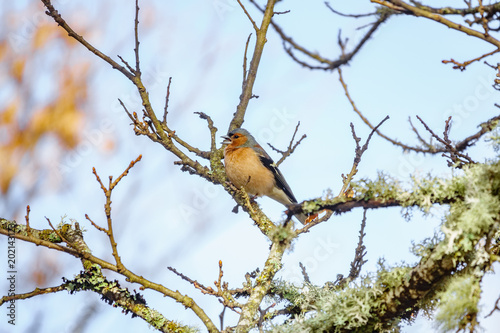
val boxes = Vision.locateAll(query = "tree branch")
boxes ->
[40,0,135,81]
[338,67,500,154]
[41,0,216,185]
[1,217,219,332]
[237,237,289,332]
[267,122,306,166]
[374,0,500,48]
[229,0,279,130]
[1,284,66,305]
[255,0,390,70]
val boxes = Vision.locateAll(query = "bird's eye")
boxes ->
[233,134,240,139]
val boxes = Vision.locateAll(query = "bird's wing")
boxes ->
[257,152,298,204]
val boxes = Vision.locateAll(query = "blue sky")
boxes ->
[1,1,500,332]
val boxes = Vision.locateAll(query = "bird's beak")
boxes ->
[221,135,231,145]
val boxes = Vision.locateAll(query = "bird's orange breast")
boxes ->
[224,146,275,197]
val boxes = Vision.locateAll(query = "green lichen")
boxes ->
[269,260,415,332]
[268,159,500,332]
[351,172,402,202]
[434,274,481,332]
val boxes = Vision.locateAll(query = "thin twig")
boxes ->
[237,0,260,32]
[339,116,390,196]
[485,294,500,318]
[40,0,135,81]
[110,155,143,190]
[194,112,217,154]
[408,116,433,148]
[267,122,307,166]
[299,262,311,284]
[45,217,71,246]
[325,2,379,18]
[134,0,141,75]
[92,156,142,272]
[25,205,31,235]
[242,34,252,85]
[167,266,211,290]
[117,54,135,73]
[294,117,389,234]
[85,214,106,233]
[416,116,475,167]
[375,0,500,48]
[442,48,500,71]
[259,0,390,70]
[0,284,67,305]
[163,77,173,125]
[219,306,226,331]
[42,0,215,188]
[348,209,368,280]
[338,67,424,152]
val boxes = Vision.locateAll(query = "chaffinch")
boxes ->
[222,128,308,224]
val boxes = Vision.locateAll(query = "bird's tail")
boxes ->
[294,212,308,225]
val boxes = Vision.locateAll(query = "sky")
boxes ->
[1,0,500,332]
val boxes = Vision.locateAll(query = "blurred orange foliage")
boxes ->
[0,7,90,195]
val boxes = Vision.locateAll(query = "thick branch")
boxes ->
[229,0,278,130]
[237,238,289,332]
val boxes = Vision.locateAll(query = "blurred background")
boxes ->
[1,0,499,332]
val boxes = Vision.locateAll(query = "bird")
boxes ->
[222,128,308,224]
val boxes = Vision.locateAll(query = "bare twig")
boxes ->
[339,68,500,155]
[237,0,259,32]
[339,116,390,196]
[24,205,31,235]
[485,294,500,318]
[374,0,500,48]
[416,116,476,168]
[348,209,368,280]
[134,0,141,75]
[325,1,379,18]
[85,214,106,233]
[408,116,433,148]
[293,117,389,234]
[92,156,142,272]
[338,67,425,152]
[111,155,143,190]
[1,284,67,305]
[45,217,71,246]
[219,306,227,331]
[455,114,500,151]
[299,262,311,284]
[442,48,500,71]
[168,266,212,291]
[242,34,252,85]
[256,0,390,70]
[163,77,173,125]
[117,54,135,73]
[267,122,307,166]
[40,0,135,81]
[42,0,217,188]
[194,112,218,154]
[168,261,244,312]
